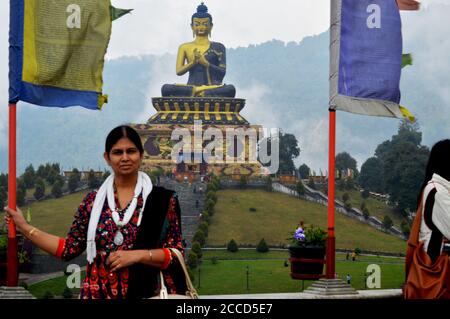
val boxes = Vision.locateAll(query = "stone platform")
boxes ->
[149,97,248,125]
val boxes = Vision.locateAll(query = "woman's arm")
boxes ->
[4,207,63,257]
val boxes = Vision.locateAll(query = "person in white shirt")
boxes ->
[417,139,450,262]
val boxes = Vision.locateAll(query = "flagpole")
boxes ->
[326,109,336,279]
[7,103,19,287]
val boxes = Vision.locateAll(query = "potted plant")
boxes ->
[288,221,327,280]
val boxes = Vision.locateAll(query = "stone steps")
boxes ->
[159,178,206,247]
[0,286,36,299]
[303,279,359,296]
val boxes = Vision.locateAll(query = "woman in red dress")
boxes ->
[5,126,184,299]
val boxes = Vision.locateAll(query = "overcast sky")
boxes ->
[0,0,448,171]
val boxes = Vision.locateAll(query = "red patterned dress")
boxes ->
[59,189,183,299]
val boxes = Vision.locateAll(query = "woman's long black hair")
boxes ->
[105,125,144,155]
[417,139,450,208]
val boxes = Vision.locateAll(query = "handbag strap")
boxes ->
[158,248,199,299]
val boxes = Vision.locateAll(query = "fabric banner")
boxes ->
[9,0,112,110]
[330,0,412,120]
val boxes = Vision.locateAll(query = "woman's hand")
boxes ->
[106,250,140,273]
[4,206,28,231]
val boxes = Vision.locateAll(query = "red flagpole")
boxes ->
[326,109,336,279]
[7,103,19,287]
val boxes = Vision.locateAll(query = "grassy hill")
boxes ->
[207,189,406,254]
[0,191,87,238]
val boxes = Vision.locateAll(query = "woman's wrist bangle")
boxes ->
[29,227,38,238]
[148,249,153,262]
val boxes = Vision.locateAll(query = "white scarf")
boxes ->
[86,171,153,264]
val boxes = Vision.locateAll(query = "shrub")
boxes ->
[256,238,269,253]
[191,241,203,259]
[354,247,362,255]
[362,207,370,219]
[401,219,411,237]
[51,179,64,198]
[342,193,350,203]
[307,179,316,190]
[187,251,198,269]
[211,256,218,265]
[361,189,370,199]
[344,201,352,211]
[205,199,215,214]
[382,215,393,230]
[192,230,206,247]
[201,211,210,224]
[62,287,73,299]
[227,239,238,252]
[205,191,217,204]
[198,222,208,237]
[43,291,55,299]
[296,181,305,196]
[249,207,257,212]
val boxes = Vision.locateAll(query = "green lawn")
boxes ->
[195,259,404,295]
[0,190,86,238]
[334,188,403,228]
[28,251,404,298]
[207,189,407,253]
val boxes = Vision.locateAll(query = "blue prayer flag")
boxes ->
[330,0,413,120]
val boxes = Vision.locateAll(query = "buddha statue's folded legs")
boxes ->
[161,84,236,98]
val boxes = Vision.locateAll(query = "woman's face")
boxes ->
[104,137,142,177]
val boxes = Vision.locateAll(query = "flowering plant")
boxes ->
[289,221,327,248]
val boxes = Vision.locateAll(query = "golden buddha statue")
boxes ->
[161,3,236,98]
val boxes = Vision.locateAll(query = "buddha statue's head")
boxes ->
[191,3,213,37]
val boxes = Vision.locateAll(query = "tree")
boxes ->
[382,215,393,230]
[22,165,36,189]
[51,179,64,198]
[34,178,45,200]
[36,164,47,179]
[0,186,6,210]
[335,152,358,177]
[68,175,79,193]
[17,187,26,206]
[46,168,59,185]
[376,121,429,214]
[298,164,310,179]
[87,170,101,189]
[102,170,111,182]
[359,157,384,193]
[271,132,300,175]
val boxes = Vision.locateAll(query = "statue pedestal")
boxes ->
[131,97,263,178]
[149,97,248,125]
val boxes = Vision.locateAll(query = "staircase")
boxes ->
[159,177,205,248]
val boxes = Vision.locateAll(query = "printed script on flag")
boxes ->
[9,0,112,109]
[329,0,413,120]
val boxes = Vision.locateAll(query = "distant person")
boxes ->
[351,251,356,261]
[346,274,351,284]
[196,199,199,208]
[346,252,350,261]
[5,125,185,299]
[405,139,450,299]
